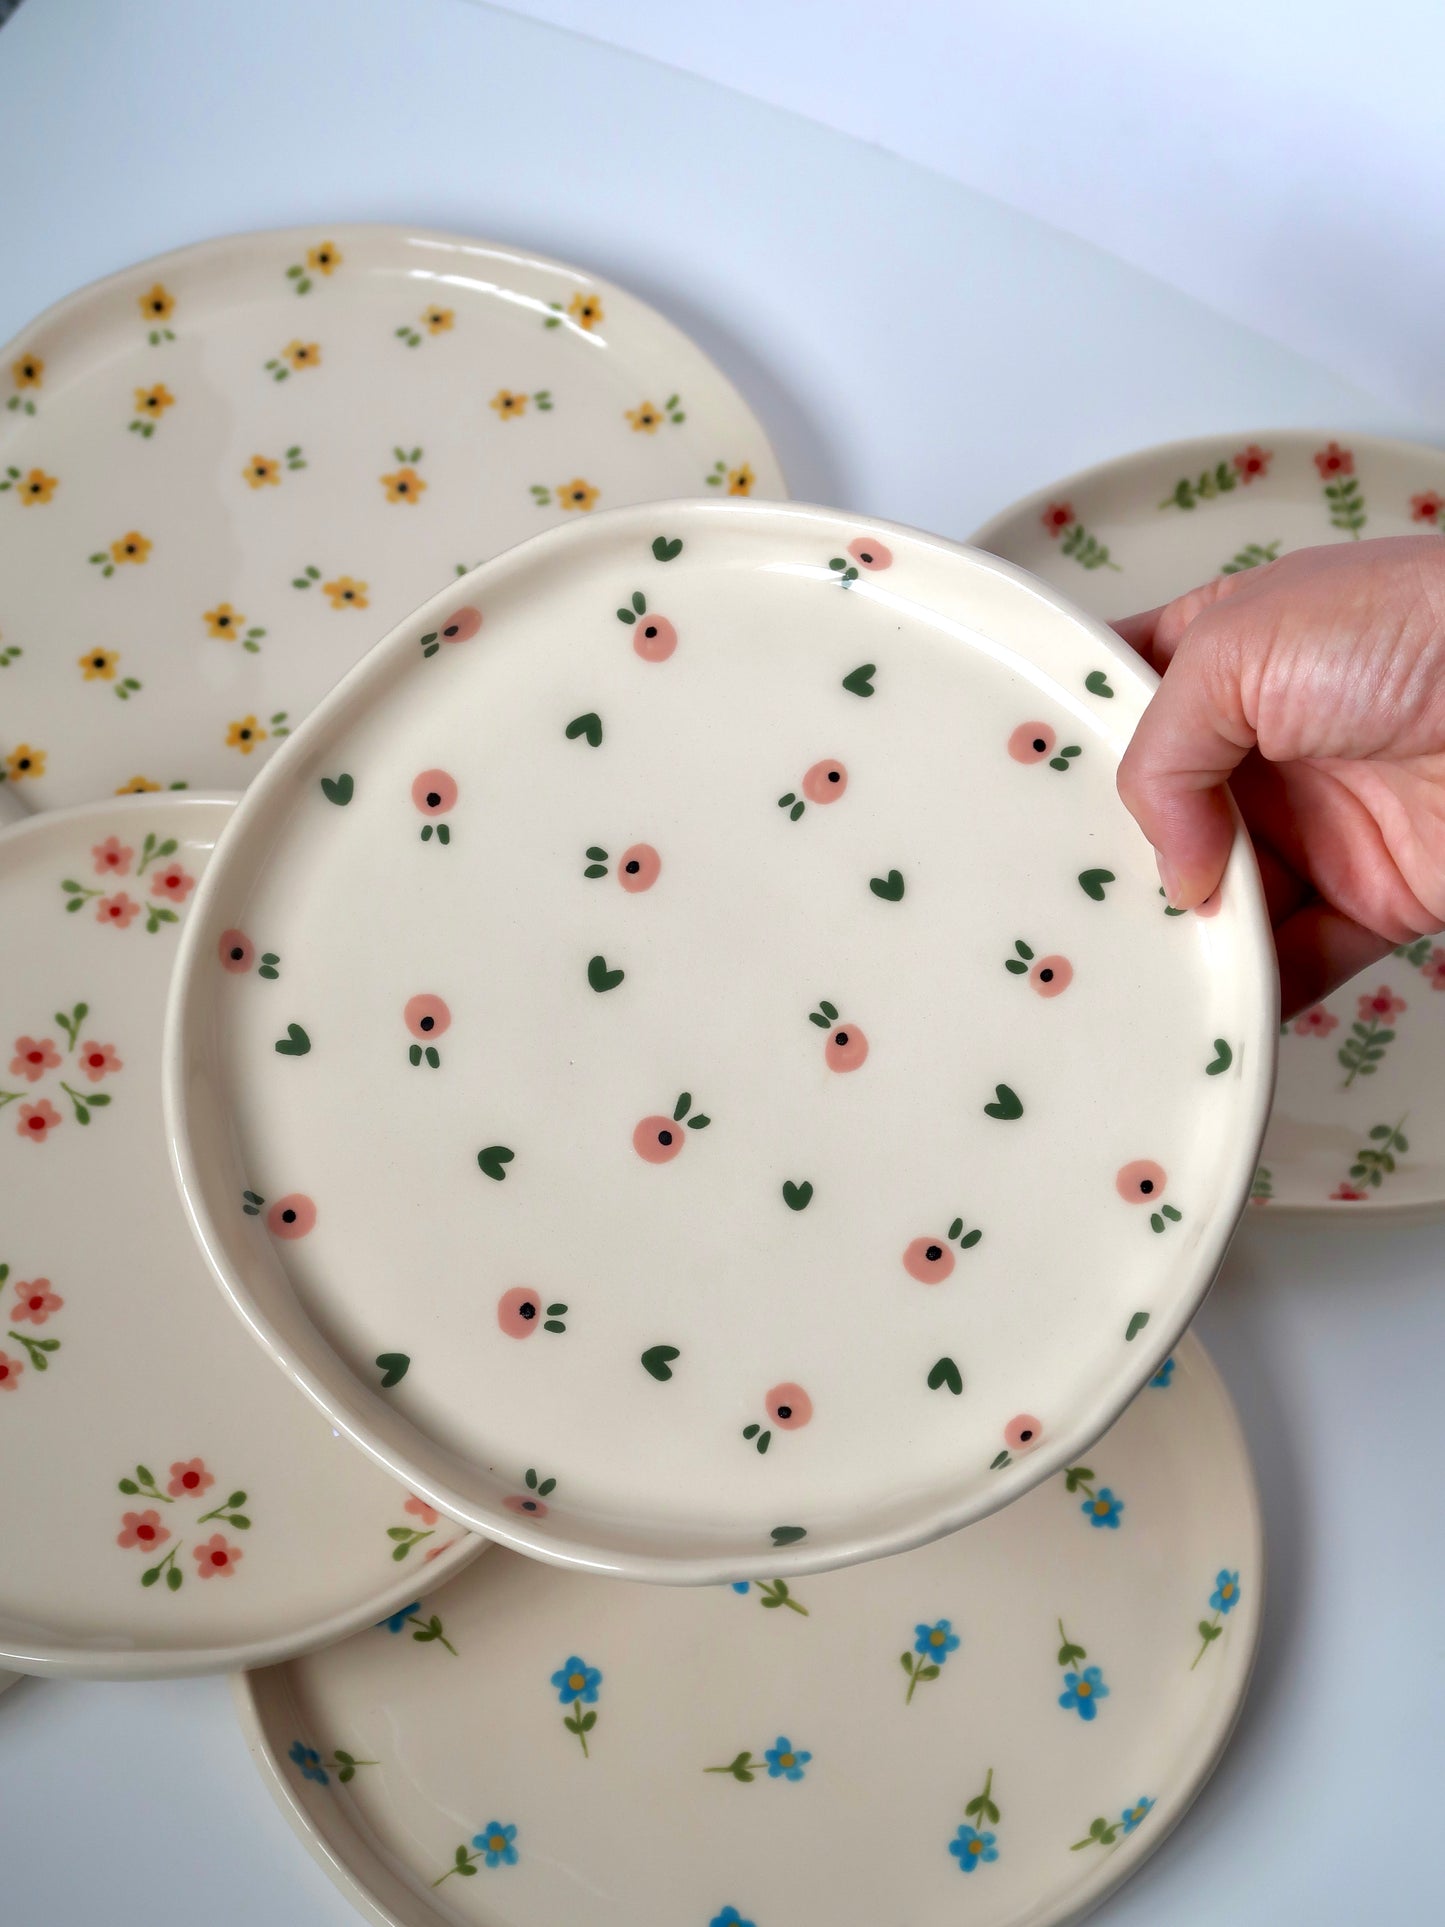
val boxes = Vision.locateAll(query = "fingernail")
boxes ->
[1156,852,1183,908]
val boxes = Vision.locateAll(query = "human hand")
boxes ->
[1114,535,1445,1016]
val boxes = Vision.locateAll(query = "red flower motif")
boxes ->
[149,863,195,904]
[16,1099,61,1143]
[1041,501,1074,538]
[167,1457,214,1498]
[1233,444,1272,484]
[77,1040,122,1084]
[0,1349,22,1392]
[8,1035,60,1082]
[1314,441,1353,479]
[1357,985,1405,1023]
[1331,1183,1368,1202]
[92,835,134,876]
[193,1532,242,1578]
[404,1494,439,1525]
[117,1509,169,1549]
[97,892,140,929]
[1424,948,1445,989]
[503,1493,548,1519]
[1292,1006,1340,1038]
[11,1277,62,1325]
[1411,491,1443,525]
[424,1538,459,1563]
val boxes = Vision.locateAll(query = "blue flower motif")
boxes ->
[914,1618,962,1662]
[764,1735,811,1781]
[1082,1487,1123,1529]
[948,1823,998,1872]
[551,1655,602,1704]
[1120,1796,1155,1833]
[288,1739,329,1785]
[710,1910,755,1927]
[377,1601,422,1634]
[1149,1357,1175,1388]
[1058,1664,1110,1721]
[471,1821,518,1867]
[1211,1570,1241,1614]
[730,1581,751,1594]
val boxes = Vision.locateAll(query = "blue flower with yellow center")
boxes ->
[1059,1664,1110,1721]
[1083,1487,1123,1529]
[471,1821,518,1867]
[710,1910,755,1927]
[948,1823,998,1872]
[1121,1796,1155,1833]
[914,1618,961,1662]
[1150,1357,1175,1388]
[377,1601,421,1634]
[764,1736,811,1781]
[551,1656,601,1704]
[288,1739,328,1785]
[1211,1570,1241,1614]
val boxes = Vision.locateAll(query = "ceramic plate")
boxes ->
[167,500,1275,1580]
[0,224,785,811]
[237,1333,1261,1927]
[0,796,479,1678]
[970,428,1445,1216]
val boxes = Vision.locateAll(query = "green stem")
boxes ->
[1190,1611,1221,1670]
[905,1656,920,1705]
[410,1614,458,1656]
[9,1330,58,1368]
[431,1852,476,1887]
[0,1090,21,1109]
[67,886,102,903]
[1342,1014,1380,1088]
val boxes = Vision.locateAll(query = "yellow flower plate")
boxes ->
[0,225,784,810]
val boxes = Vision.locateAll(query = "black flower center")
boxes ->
[282,1208,296,1223]
[658,1129,673,1146]
[230,947,244,961]
[426,791,441,808]
[777,1405,792,1420]
[926,1245,942,1261]
[519,1301,536,1319]
[625,859,640,874]
[1139,1179,1154,1195]
[1033,738,1046,753]
[834,1031,849,1047]
[419,1015,434,1031]
[1040,968,1054,982]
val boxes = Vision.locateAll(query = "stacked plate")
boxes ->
[0,220,1413,1924]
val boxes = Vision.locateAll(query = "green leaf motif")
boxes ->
[640,1344,680,1381]
[274,1023,311,1056]
[770,1525,806,1547]
[565,712,603,746]
[927,1355,963,1395]
[320,773,354,806]
[651,536,683,562]
[376,1352,410,1388]
[587,955,625,992]
[1084,669,1114,697]
[1078,868,1115,900]
[476,1145,515,1181]
[869,869,905,901]
[1125,1311,1150,1341]
[781,1180,813,1211]
[983,1083,1023,1120]
[1205,1039,1233,1075]
[841,662,876,697]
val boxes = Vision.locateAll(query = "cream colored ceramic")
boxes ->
[971,429,1445,1216]
[167,501,1275,1581]
[237,1334,1260,1927]
[0,797,480,1678]
[0,224,785,811]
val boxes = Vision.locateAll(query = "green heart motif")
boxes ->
[1125,1311,1150,1342]
[1205,1039,1233,1075]
[870,869,905,902]
[782,1180,813,1211]
[274,1023,311,1056]
[1078,868,1116,900]
[927,1355,963,1395]
[842,662,876,697]
[984,1083,1023,1120]
[565,712,603,746]
[375,1352,410,1388]
[770,1525,807,1547]
[587,954,625,992]
[652,536,683,562]
[320,773,354,805]
[476,1144,515,1181]
[1084,670,1115,698]
[640,1344,680,1381]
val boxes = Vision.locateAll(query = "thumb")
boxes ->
[1116,625,1256,907]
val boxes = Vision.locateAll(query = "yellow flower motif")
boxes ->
[307,242,342,276]
[322,575,369,610]
[110,532,152,565]
[12,354,43,389]
[557,478,599,512]
[380,467,426,505]
[626,401,662,434]
[226,715,266,755]
[19,468,58,506]
[727,463,756,497]
[568,292,604,331]
[5,744,45,782]
[138,283,175,322]
[283,340,321,371]
[116,775,161,794]
[243,455,281,489]
[134,383,175,418]
[490,389,527,420]
[78,647,119,681]
[424,307,454,334]
[204,602,245,639]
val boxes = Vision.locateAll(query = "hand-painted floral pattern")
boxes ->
[113,1457,252,1593]
[1339,985,1404,1086]
[376,1596,458,1653]
[1071,1795,1155,1852]
[902,1617,960,1702]
[552,1654,602,1755]
[1056,1619,1109,1721]
[730,1577,808,1615]
[949,1768,1001,1873]
[0,1260,63,1386]
[1065,1466,1124,1529]
[1040,502,1119,570]
[288,1738,376,1785]
[62,831,192,933]
[2,1002,119,1134]
[706,1736,812,1783]
[433,1822,519,1884]
[1193,1568,1241,1667]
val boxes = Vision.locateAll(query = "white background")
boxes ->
[0,2,1442,1923]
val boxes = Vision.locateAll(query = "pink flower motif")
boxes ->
[117,1509,169,1550]
[16,1099,61,1144]
[149,863,195,904]
[1003,1414,1043,1454]
[404,1495,439,1525]
[846,536,893,571]
[218,929,255,972]
[97,891,140,929]
[503,1493,548,1519]
[1233,444,1272,484]
[412,769,457,815]
[77,1040,122,1083]
[1041,501,1074,537]
[193,1532,243,1578]
[1314,441,1353,479]
[1411,491,1443,525]
[0,1349,22,1392]
[11,1277,63,1325]
[1292,1005,1340,1038]
[1424,948,1445,989]
[8,1035,60,1082]
[92,835,134,876]
[167,1457,214,1498]
[403,994,451,1041]
[424,1537,459,1563]
[1357,985,1406,1023]
[266,1193,316,1239]
[1331,1183,1368,1202]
